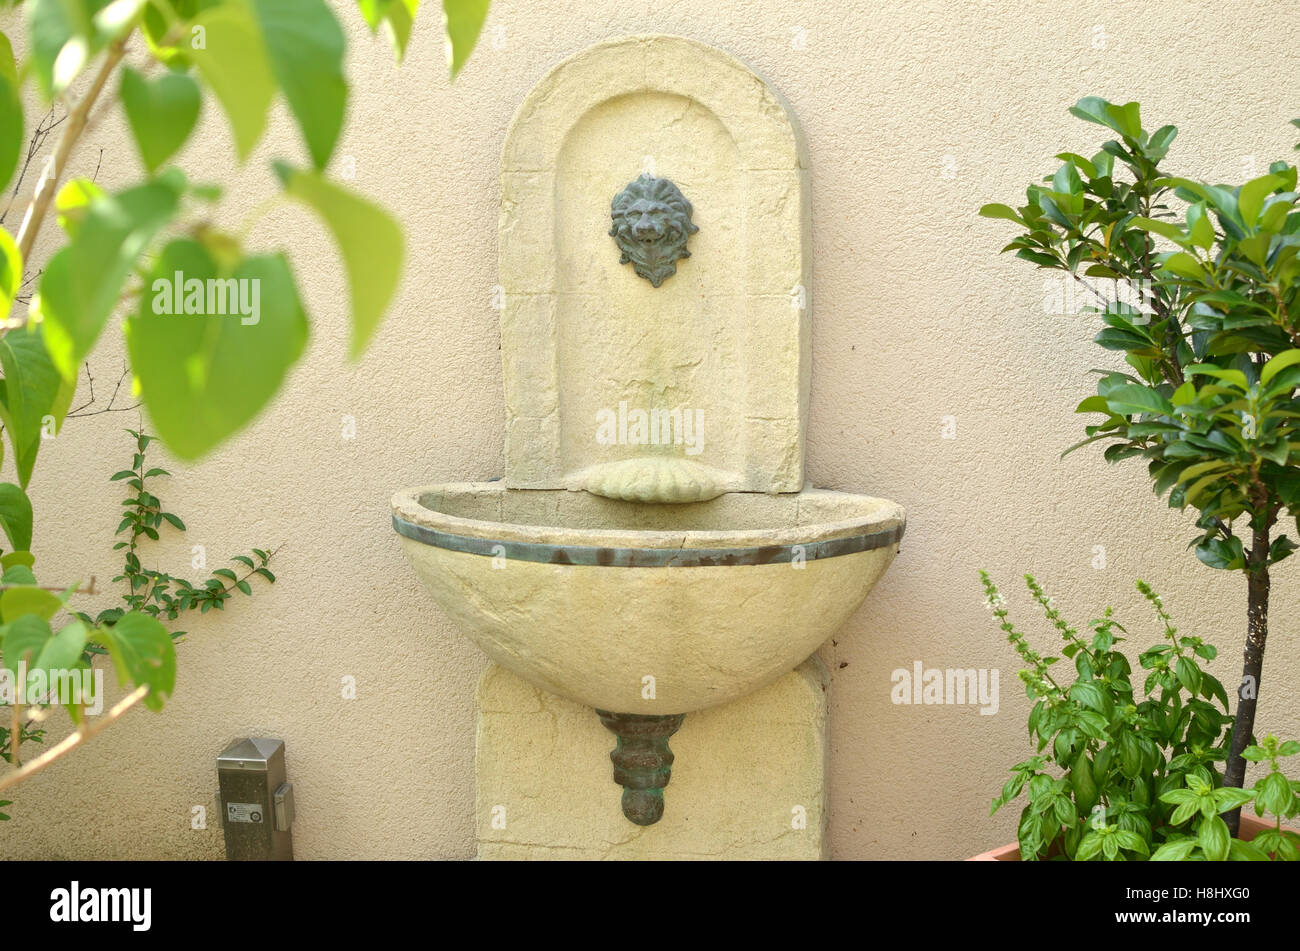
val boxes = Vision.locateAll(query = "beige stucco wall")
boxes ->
[3,0,1299,860]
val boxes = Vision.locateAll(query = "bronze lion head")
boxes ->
[608,174,698,287]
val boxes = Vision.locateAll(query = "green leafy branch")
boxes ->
[0,0,486,810]
[981,97,1300,828]
[0,426,279,811]
[983,572,1263,861]
[1152,735,1300,860]
[75,427,277,641]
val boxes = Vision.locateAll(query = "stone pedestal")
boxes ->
[475,657,829,860]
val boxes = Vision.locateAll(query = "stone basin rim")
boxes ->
[391,482,906,562]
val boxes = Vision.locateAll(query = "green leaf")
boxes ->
[1131,216,1186,243]
[1262,349,1300,385]
[0,225,19,324]
[139,0,198,66]
[1076,831,1103,861]
[1069,681,1106,712]
[1015,248,1061,269]
[1197,536,1246,571]
[187,1,276,160]
[1150,837,1197,861]
[1,612,52,676]
[38,174,185,380]
[1186,364,1249,390]
[1118,730,1142,779]
[1146,125,1178,160]
[26,0,106,99]
[94,610,175,711]
[2,564,36,585]
[0,551,34,571]
[1202,671,1231,711]
[54,178,105,237]
[0,30,22,192]
[92,1,150,41]
[1069,753,1098,811]
[1160,252,1207,282]
[1187,207,1214,250]
[1228,838,1270,861]
[1197,814,1230,861]
[978,202,1025,225]
[1068,97,1143,142]
[357,0,419,61]
[273,163,403,358]
[1101,833,1119,860]
[120,67,201,174]
[126,239,308,460]
[1108,102,1142,141]
[0,483,32,551]
[1270,535,1298,565]
[0,326,75,487]
[1238,173,1284,226]
[1055,152,1098,178]
[1255,771,1292,817]
[442,0,488,79]
[1104,384,1173,417]
[1052,161,1083,197]
[249,0,346,170]
[1175,656,1201,694]
[1115,829,1148,856]
[1212,787,1256,812]
[28,618,88,694]
[1175,460,1230,486]
[1069,97,1117,133]
[356,0,387,31]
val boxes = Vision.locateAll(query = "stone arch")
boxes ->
[499,35,810,500]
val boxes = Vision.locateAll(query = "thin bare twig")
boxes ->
[0,109,66,226]
[66,362,137,418]
[0,685,149,795]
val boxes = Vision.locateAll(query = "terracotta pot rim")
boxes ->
[967,814,1285,861]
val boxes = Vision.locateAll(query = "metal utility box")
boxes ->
[217,737,294,861]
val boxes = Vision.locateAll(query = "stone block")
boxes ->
[475,658,830,860]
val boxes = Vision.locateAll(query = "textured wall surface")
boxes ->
[3,0,1299,860]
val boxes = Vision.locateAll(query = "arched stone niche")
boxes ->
[499,35,810,502]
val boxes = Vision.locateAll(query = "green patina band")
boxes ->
[391,513,904,568]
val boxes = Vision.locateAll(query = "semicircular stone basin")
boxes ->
[393,483,904,715]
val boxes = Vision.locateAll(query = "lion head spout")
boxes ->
[608,174,699,287]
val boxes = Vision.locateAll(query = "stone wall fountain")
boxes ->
[393,35,905,859]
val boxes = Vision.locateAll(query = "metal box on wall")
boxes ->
[217,738,294,861]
